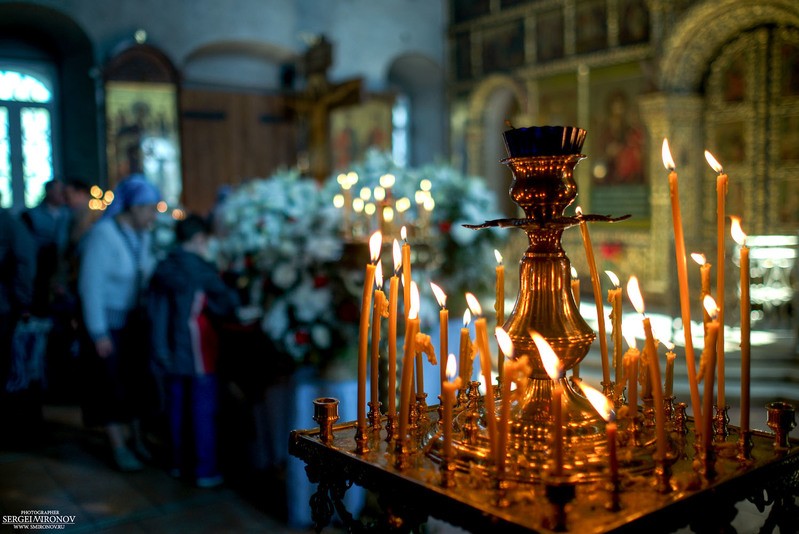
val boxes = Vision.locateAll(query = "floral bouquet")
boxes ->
[216,169,359,373]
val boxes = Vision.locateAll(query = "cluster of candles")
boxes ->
[333,171,435,241]
[352,136,754,471]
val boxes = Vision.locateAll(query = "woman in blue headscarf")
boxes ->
[78,174,161,472]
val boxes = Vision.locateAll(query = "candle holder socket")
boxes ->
[313,397,340,445]
[368,400,382,431]
[713,404,730,441]
[738,430,754,461]
[674,402,688,435]
[544,476,577,532]
[766,401,796,450]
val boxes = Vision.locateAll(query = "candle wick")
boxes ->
[505,119,515,129]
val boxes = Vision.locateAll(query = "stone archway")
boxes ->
[640,0,799,298]
[465,75,527,217]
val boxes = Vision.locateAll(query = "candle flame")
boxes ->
[495,327,513,358]
[605,270,620,287]
[463,309,471,327]
[662,138,675,171]
[626,275,645,315]
[704,150,723,174]
[703,294,719,320]
[663,340,675,351]
[446,353,457,381]
[375,260,384,288]
[465,292,482,317]
[409,281,420,320]
[531,331,562,380]
[494,249,503,264]
[575,205,583,217]
[392,239,402,273]
[581,383,615,422]
[401,225,408,242]
[730,216,746,246]
[624,332,637,350]
[691,252,706,266]
[571,266,578,279]
[369,231,382,263]
[430,282,447,308]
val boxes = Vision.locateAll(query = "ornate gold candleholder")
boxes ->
[426,126,630,480]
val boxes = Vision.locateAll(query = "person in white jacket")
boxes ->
[78,174,161,472]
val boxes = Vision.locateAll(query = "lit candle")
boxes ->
[623,333,639,416]
[691,253,712,334]
[571,267,581,381]
[701,295,720,456]
[663,139,702,431]
[466,292,498,458]
[664,342,676,398]
[731,217,750,435]
[442,354,462,460]
[495,249,505,383]
[706,150,728,408]
[627,275,666,461]
[358,231,382,435]
[495,327,514,473]
[431,282,449,393]
[370,261,387,412]
[398,282,420,443]
[387,240,402,419]
[582,384,619,486]
[533,332,564,476]
[401,226,412,326]
[576,206,611,386]
[458,309,473,385]
[606,270,623,389]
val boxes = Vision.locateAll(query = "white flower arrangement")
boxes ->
[215,154,508,371]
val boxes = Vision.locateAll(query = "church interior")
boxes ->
[1,0,798,532]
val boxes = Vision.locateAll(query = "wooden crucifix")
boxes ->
[289,35,362,181]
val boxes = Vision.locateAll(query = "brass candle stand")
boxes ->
[289,126,799,533]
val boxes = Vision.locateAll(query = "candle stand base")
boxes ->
[384,413,396,442]
[354,425,369,455]
[290,402,799,534]
[544,476,577,532]
[674,403,688,435]
[738,430,754,461]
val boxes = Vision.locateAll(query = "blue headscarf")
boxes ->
[104,174,162,218]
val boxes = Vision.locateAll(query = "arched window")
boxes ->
[0,65,57,210]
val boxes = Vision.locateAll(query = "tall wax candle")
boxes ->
[701,295,720,454]
[571,267,581,380]
[458,310,473,385]
[387,240,401,419]
[358,231,382,435]
[627,276,654,399]
[466,292,497,457]
[431,282,449,392]
[533,332,564,476]
[606,271,623,387]
[495,249,505,383]
[576,207,611,385]
[665,344,676,398]
[582,385,619,486]
[624,336,640,417]
[442,354,462,460]
[706,150,728,408]
[370,262,386,411]
[646,329,667,461]
[731,217,750,435]
[495,327,514,473]
[401,226,412,326]
[398,282,420,443]
[663,139,702,430]
[692,253,712,334]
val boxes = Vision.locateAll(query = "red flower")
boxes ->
[314,274,329,288]
[600,242,624,260]
[438,220,452,233]
[295,330,311,345]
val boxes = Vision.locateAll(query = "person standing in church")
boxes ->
[147,213,240,488]
[20,178,71,317]
[77,174,161,472]
[0,193,37,442]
